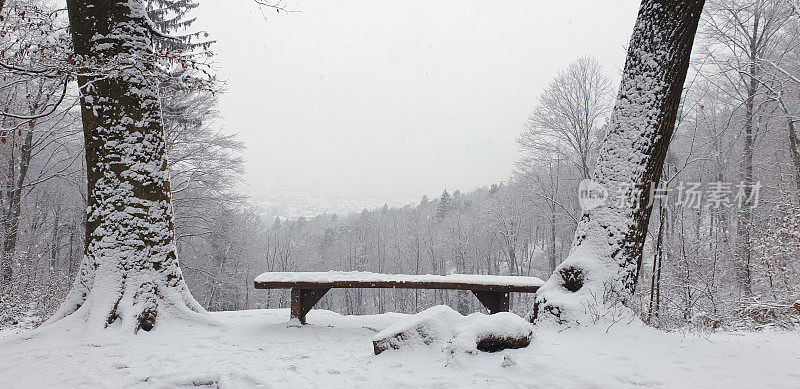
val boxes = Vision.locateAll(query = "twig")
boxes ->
[0,77,70,120]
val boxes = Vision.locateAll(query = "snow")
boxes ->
[450,312,533,353]
[255,271,545,288]
[373,305,463,351]
[1,309,798,388]
[373,306,533,354]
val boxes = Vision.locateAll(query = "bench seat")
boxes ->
[254,271,544,324]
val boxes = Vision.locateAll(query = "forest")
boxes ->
[3,0,796,330]
[0,0,799,387]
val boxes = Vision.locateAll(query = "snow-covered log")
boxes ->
[372,306,533,355]
[532,0,705,324]
[46,0,210,332]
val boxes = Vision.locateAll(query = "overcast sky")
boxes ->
[194,0,640,209]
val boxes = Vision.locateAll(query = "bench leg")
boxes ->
[290,288,330,324]
[472,291,510,314]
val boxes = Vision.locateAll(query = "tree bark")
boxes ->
[533,0,704,324]
[48,0,208,332]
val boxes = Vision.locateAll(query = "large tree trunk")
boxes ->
[532,0,704,324]
[47,0,208,332]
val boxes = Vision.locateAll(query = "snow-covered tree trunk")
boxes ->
[532,0,704,324]
[47,0,208,332]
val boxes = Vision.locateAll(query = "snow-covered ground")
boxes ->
[1,308,798,388]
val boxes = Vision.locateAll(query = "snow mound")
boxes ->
[372,305,533,355]
[372,306,461,354]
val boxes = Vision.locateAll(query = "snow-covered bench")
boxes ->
[253,271,544,324]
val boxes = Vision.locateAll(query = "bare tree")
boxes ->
[533,0,705,324]
[515,157,578,274]
[1,2,76,286]
[702,0,792,296]
[519,56,611,179]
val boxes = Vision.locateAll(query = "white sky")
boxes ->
[195,0,640,209]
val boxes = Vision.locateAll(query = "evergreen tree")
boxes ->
[145,0,214,54]
[146,0,244,247]
[420,194,429,206]
[436,189,451,219]
[452,190,463,208]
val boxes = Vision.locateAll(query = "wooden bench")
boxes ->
[253,271,544,324]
